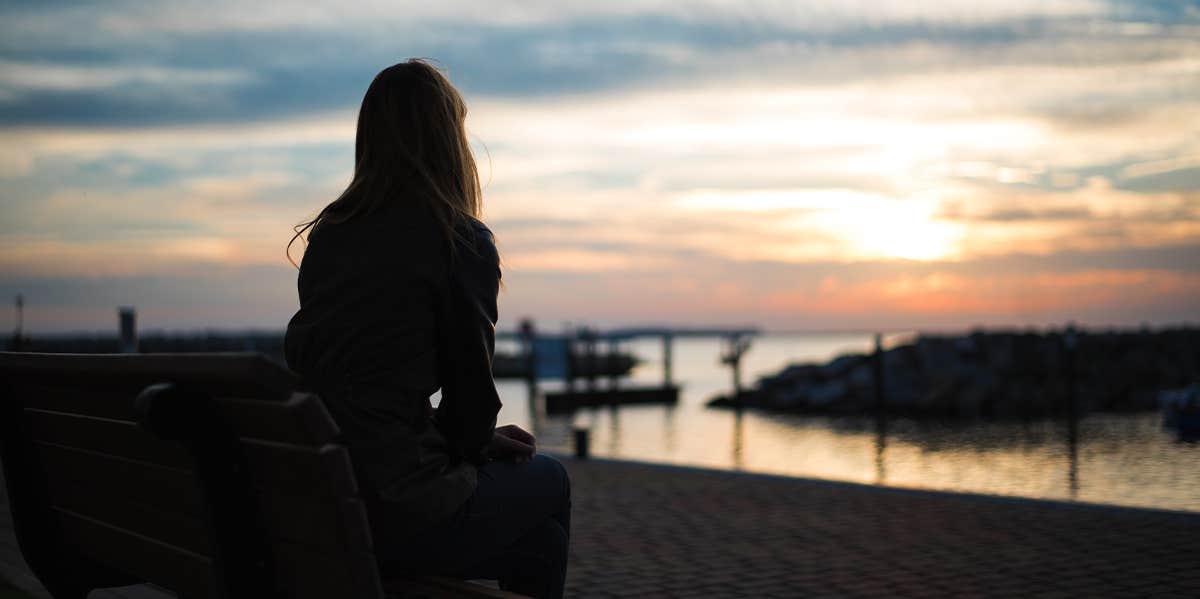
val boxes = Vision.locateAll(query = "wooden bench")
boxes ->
[0,352,525,599]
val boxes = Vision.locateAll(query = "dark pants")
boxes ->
[382,454,572,599]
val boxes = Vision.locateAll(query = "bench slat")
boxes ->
[37,437,371,554]
[51,478,212,555]
[37,441,206,515]
[26,408,192,468]
[54,507,213,599]
[27,410,356,497]
[0,352,296,401]
[16,384,337,446]
[53,472,374,556]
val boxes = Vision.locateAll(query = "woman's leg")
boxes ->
[389,454,572,598]
[467,453,571,545]
[473,517,568,599]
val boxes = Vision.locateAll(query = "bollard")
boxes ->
[118,306,138,354]
[573,427,590,459]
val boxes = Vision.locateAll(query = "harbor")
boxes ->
[500,331,1200,514]
[7,314,1200,513]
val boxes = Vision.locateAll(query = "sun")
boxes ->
[832,195,960,261]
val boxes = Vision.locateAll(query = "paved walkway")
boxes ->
[562,458,1200,597]
[4,457,1200,598]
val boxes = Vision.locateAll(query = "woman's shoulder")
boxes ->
[455,216,500,280]
[464,217,497,255]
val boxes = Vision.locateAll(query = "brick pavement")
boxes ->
[560,457,1200,598]
[4,457,1200,598]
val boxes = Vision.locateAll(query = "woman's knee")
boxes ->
[532,454,570,503]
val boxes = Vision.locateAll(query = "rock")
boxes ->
[708,326,1200,420]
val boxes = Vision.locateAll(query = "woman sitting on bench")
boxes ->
[283,59,570,599]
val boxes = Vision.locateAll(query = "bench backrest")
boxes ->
[0,352,383,599]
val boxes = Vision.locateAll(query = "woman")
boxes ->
[283,60,570,599]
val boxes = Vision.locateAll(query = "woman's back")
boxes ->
[285,201,445,394]
[284,200,501,540]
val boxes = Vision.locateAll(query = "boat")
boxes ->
[1159,383,1200,439]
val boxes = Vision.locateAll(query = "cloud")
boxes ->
[0,1,1192,126]
[0,60,254,93]
[2,1,1199,331]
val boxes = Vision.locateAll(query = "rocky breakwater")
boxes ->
[709,327,1200,419]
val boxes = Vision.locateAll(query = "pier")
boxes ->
[500,322,758,414]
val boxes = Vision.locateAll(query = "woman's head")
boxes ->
[288,59,482,265]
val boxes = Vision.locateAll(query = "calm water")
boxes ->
[492,333,1200,513]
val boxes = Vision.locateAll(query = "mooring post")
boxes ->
[662,332,674,387]
[607,336,620,391]
[118,306,138,354]
[731,336,744,396]
[573,422,588,458]
[720,333,751,406]
[564,324,576,392]
[1063,322,1078,416]
[519,318,537,382]
[584,327,597,392]
[872,332,885,412]
[1063,322,1080,498]
[10,294,24,351]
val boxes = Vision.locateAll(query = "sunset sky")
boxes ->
[1,1,1198,333]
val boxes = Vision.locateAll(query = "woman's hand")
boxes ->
[485,424,536,463]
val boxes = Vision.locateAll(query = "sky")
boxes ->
[1,0,1198,334]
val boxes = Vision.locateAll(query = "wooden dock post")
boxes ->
[1063,322,1080,498]
[583,327,597,392]
[662,332,674,387]
[607,336,620,391]
[872,332,885,412]
[720,333,751,405]
[564,324,576,392]
[118,306,138,354]
[10,294,24,351]
[573,424,590,459]
[519,318,537,383]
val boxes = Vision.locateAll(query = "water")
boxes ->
[493,332,1200,513]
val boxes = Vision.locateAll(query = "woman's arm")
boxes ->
[433,221,503,463]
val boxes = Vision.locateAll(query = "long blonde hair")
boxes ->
[287,59,482,266]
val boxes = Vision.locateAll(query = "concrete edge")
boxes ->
[546,451,1200,522]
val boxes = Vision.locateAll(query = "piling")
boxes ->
[872,332,885,411]
[662,332,674,387]
[118,306,138,353]
[573,426,590,459]
[10,294,24,351]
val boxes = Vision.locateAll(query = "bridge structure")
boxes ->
[496,323,759,392]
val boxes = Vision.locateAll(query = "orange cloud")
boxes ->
[763,270,1200,317]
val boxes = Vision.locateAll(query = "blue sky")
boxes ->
[1,1,1198,333]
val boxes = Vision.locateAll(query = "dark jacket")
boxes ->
[283,200,501,537]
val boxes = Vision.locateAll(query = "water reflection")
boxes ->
[1066,414,1079,500]
[497,334,1200,513]
[608,405,621,456]
[663,403,677,453]
[732,408,744,471]
[874,415,887,486]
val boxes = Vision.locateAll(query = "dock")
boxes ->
[544,385,679,414]
[5,457,1199,597]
